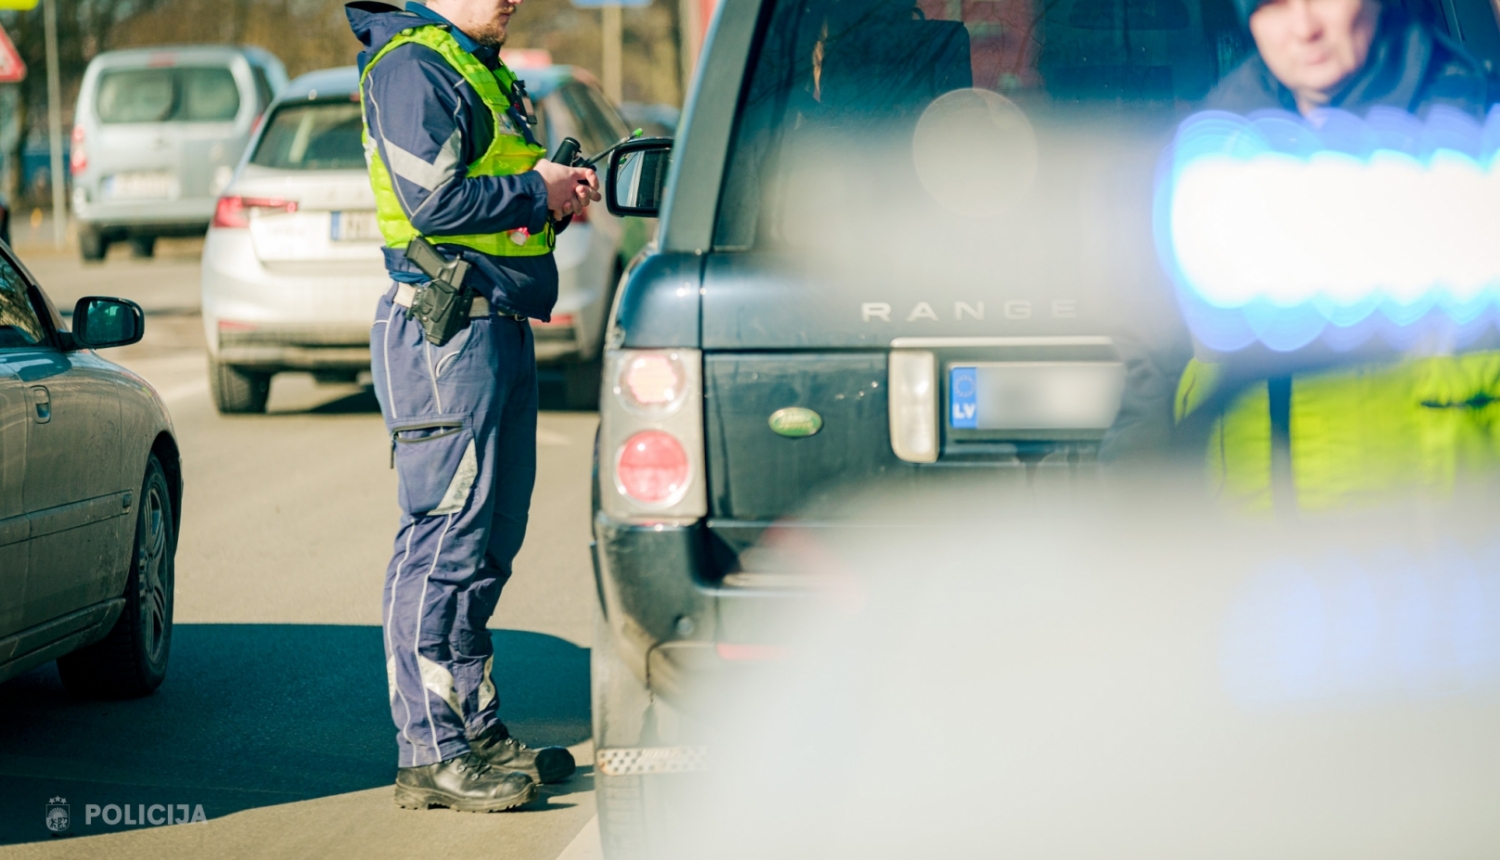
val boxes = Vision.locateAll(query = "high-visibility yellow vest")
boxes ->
[1176,353,1500,511]
[361,24,553,256]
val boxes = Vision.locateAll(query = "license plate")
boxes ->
[331,210,381,242]
[949,362,1126,431]
[102,171,175,200]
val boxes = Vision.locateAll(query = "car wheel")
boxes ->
[129,236,156,258]
[210,357,271,414]
[564,358,603,410]
[79,226,108,262]
[57,454,175,698]
[593,605,655,860]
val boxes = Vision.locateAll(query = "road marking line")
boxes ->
[160,381,211,403]
[538,428,571,446]
[556,815,601,860]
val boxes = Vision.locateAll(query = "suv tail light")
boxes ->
[620,352,686,410]
[888,350,938,463]
[212,196,298,229]
[600,348,706,522]
[616,430,690,504]
[69,126,87,175]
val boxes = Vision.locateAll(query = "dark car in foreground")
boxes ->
[0,243,182,697]
[587,0,1500,855]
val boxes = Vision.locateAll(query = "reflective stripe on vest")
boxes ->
[1176,353,1500,511]
[360,24,552,257]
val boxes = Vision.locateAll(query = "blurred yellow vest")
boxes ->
[360,24,553,256]
[1176,353,1500,511]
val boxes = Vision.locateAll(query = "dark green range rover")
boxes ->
[588,0,1500,854]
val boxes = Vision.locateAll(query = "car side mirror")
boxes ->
[605,137,673,218]
[72,296,145,350]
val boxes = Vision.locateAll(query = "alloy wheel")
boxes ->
[139,483,170,665]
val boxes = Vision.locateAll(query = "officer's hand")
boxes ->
[534,160,600,218]
[557,181,603,219]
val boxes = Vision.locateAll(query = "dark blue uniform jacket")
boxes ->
[346,1,558,320]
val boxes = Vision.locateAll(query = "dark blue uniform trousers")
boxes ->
[370,287,537,767]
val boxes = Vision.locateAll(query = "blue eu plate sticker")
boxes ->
[950,366,977,428]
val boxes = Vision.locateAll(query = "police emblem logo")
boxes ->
[496,112,522,138]
[45,798,69,833]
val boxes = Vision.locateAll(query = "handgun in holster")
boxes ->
[403,236,473,347]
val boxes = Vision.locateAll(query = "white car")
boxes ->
[201,65,647,414]
[72,45,288,262]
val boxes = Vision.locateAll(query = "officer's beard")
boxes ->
[470,9,513,48]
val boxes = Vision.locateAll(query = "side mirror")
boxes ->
[605,137,673,218]
[72,296,145,349]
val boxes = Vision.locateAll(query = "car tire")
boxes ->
[57,454,175,699]
[564,358,603,410]
[210,358,271,414]
[129,236,156,258]
[79,226,108,262]
[593,605,655,860]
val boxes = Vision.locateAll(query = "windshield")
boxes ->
[96,67,243,124]
[714,0,1249,249]
[250,101,366,171]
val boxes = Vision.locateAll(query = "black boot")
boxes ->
[395,752,537,812]
[471,724,576,784]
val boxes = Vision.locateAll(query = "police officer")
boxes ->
[347,0,599,811]
[1172,0,1498,512]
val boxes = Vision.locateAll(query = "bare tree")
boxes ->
[1,0,685,205]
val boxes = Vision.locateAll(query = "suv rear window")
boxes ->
[96,67,243,124]
[250,101,366,171]
[715,0,1246,248]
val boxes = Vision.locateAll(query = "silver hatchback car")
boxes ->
[201,64,648,413]
[71,45,288,262]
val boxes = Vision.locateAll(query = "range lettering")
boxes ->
[860,300,1078,323]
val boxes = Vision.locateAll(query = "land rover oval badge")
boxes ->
[769,407,822,438]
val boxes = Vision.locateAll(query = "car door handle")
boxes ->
[30,386,50,424]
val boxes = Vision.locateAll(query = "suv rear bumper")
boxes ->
[593,512,812,704]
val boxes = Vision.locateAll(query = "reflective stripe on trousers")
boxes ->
[370,285,537,767]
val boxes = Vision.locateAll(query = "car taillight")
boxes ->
[618,352,685,412]
[888,349,937,463]
[600,348,706,523]
[212,196,298,229]
[69,126,87,175]
[616,430,689,505]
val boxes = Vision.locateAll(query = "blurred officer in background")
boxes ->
[1170,0,1498,512]
[347,0,598,811]
[1210,0,1489,116]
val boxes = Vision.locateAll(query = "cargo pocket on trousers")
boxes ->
[390,417,479,517]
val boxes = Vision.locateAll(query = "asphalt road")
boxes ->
[0,239,604,859]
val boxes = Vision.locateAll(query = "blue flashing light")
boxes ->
[1156,105,1500,355]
